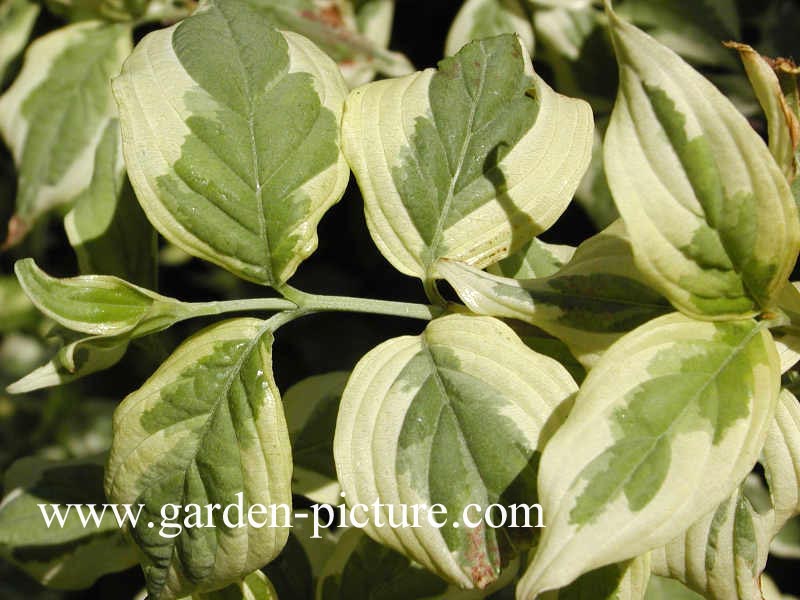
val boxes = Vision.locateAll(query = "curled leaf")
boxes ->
[341,34,593,281]
[603,4,800,318]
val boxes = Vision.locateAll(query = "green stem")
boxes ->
[280,285,443,321]
[263,308,313,330]
[174,288,442,327]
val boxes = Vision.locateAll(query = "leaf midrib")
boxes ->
[426,44,490,272]
[215,8,273,283]
[20,25,121,213]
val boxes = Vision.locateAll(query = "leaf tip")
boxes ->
[6,376,33,395]
[2,216,29,251]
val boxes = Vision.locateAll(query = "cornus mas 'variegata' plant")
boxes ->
[1,0,800,599]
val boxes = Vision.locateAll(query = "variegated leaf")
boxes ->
[649,476,773,600]
[105,318,292,600]
[762,389,800,530]
[64,119,157,288]
[9,259,296,393]
[445,0,534,57]
[341,34,593,285]
[114,0,350,287]
[487,237,575,279]
[0,455,138,590]
[555,377,791,600]
[0,0,39,84]
[14,258,185,338]
[438,221,671,366]
[333,314,577,589]
[603,4,800,318]
[518,313,781,596]
[0,21,132,247]
[6,331,129,394]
